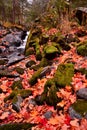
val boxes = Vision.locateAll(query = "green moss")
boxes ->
[26,60,36,68]
[35,42,42,60]
[25,48,35,56]
[38,79,61,107]
[77,42,87,56]
[4,89,32,102]
[39,58,50,67]
[4,91,17,102]
[20,89,32,98]
[52,42,62,53]
[40,34,49,44]
[72,99,87,116]
[11,80,23,90]
[0,123,36,130]
[54,63,74,87]
[0,59,6,65]
[15,67,24,75]
[30,64,40,71]
[29,67,43,86]
[12,96,18,104]
[44,45,58,54]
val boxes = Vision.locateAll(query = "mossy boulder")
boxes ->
[20,89,32,98]
[44,45,58,59]
[54,63,74,87]
[69,99,87,119]
[4,89,32,102]
[26,60,36,68]
[0,123,36,130]
[12,96,23,112]
[35,79,61,108]
[25,26,42,51]
[29,67,43,86]
[15,67,24,75]
[11,80,23,90]
[25,48,35,56]
[34,41,42,60]
[77,42,87,56]
[40,34,49,44]
[4,91,17,102]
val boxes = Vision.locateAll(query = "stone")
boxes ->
[26,60,36,68]
[69,99,87,119]
[44,111,52,119]
[11,80,23,90]
[12,96,23,112]
[3,33,22,47]
[7,52,24,66]
[76,88,87,100]
[15,67,25,75]
[54,63,74,87]
[29,67,43,86]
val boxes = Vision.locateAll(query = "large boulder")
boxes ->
[3,33,22,47]
[54,63,74,87]
[69,99,87,119]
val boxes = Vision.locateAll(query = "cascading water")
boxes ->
[17,31,30,51]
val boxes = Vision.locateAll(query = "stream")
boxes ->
[0,29,30,67]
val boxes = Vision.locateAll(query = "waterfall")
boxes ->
[17,31,30,50]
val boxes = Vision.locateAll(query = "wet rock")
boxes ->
[7,52,24,66]
[77,88,87,100]
[44,111,52,119]
[69,99,87,119]
[15,67,25,75]
[26,60,36,68]
[21,30,27,40]
[0,46,6,53]
[3,33,22,47]
[0,70,19,78]
[40,66,52,78]
[12,96,23,112]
